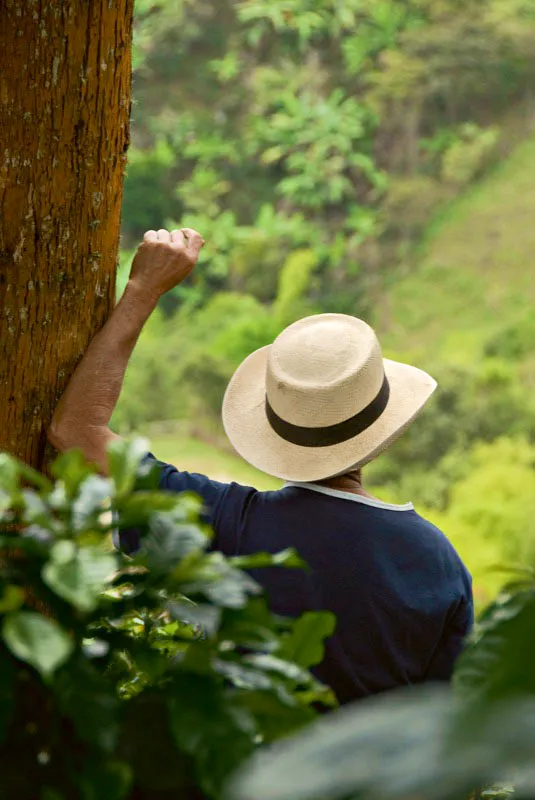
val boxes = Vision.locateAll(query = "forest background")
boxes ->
[113,0,535,608]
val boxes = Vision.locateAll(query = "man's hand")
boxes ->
[128,227,205,301]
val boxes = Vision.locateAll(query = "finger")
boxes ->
[170,229,186,247]
[182,228,205,254]
[157,229,171,242]
[143,230,157,242]
[181,228,204,243]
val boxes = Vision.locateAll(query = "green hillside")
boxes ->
[114,0,535,610]
[381,137,535,375]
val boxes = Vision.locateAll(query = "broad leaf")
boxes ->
[114,491,179,528]
[244,654,312,685]
[2,612,73,678]
[229,687,460,800]
[229,686,535,800]
[181,553,262,609]
[278,611,337,668]
[50,449,96,500]
[43,544,117,612]
[214,659,274,691]
[168,600,221,636]
[236,689,317,743]
[455,587,535,700]
[71,475,114,531]
[231,549,306,570]
[140,515,207,576]
[107,437,151,497]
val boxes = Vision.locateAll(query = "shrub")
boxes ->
[440,124,501,187]
[230,565,535,800]
[0,439,335,799]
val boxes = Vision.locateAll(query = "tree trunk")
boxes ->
[0,0,134,475]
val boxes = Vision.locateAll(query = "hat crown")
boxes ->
[266,315,385,428]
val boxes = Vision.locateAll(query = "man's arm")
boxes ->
[48,228,204,475]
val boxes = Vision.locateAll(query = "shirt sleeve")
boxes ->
[114,452,254,555]
[424,594,475,682]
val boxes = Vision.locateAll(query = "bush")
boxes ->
[440,124,501,187]
[230,565,535,800]
[447,437,535,563]
[367,358,535,509]
[485,309,535,361]
[0,439,335,799]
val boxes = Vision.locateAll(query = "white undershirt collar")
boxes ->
[283,482,414,512]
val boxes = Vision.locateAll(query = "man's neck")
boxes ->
[317,471,377,500]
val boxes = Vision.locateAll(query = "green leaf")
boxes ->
[43,544,117,612]
[278,612,337,668]
[229,688,535,800]
[140,515,207,576]
[2,612,73,678]
[168,600,221,636]
[455,588,535,700]
[107,437,151,497]
[230,549,306,571]
[229,686,454,800]
[244,654,311,685]
[236,689,317,743]
[20,490,50,526]
[0,453,19,496]
[213,658,274,691]
[114,491,179,528]
[0,654,15,743]
[71,475,114,531]
[202,563,262,609]
[50,449,96,500]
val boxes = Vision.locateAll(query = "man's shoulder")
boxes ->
[409,508,472,582]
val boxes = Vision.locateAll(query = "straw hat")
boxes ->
[222,314,437,483]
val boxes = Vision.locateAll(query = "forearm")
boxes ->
[49,280,157,448]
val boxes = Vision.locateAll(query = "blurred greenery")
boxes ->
[114,0,535,613]
[230,566,535,800]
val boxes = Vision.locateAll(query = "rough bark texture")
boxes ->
[0,0,134,474]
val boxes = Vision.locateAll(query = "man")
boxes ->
[49,227,473,704]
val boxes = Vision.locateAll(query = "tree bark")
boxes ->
[0,0,134,474]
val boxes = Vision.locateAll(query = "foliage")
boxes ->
[125,0,535,309]
[115,0,535,615]
[0,440,335,800]
[229,567,535,800]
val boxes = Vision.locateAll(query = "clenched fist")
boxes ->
[128,228,205,300]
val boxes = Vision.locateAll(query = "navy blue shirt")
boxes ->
[124,452,473,704]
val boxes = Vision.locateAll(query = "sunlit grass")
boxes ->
[381,137,535,368]
[140,429,282,491]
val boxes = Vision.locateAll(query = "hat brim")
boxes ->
[222,346,437,483]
